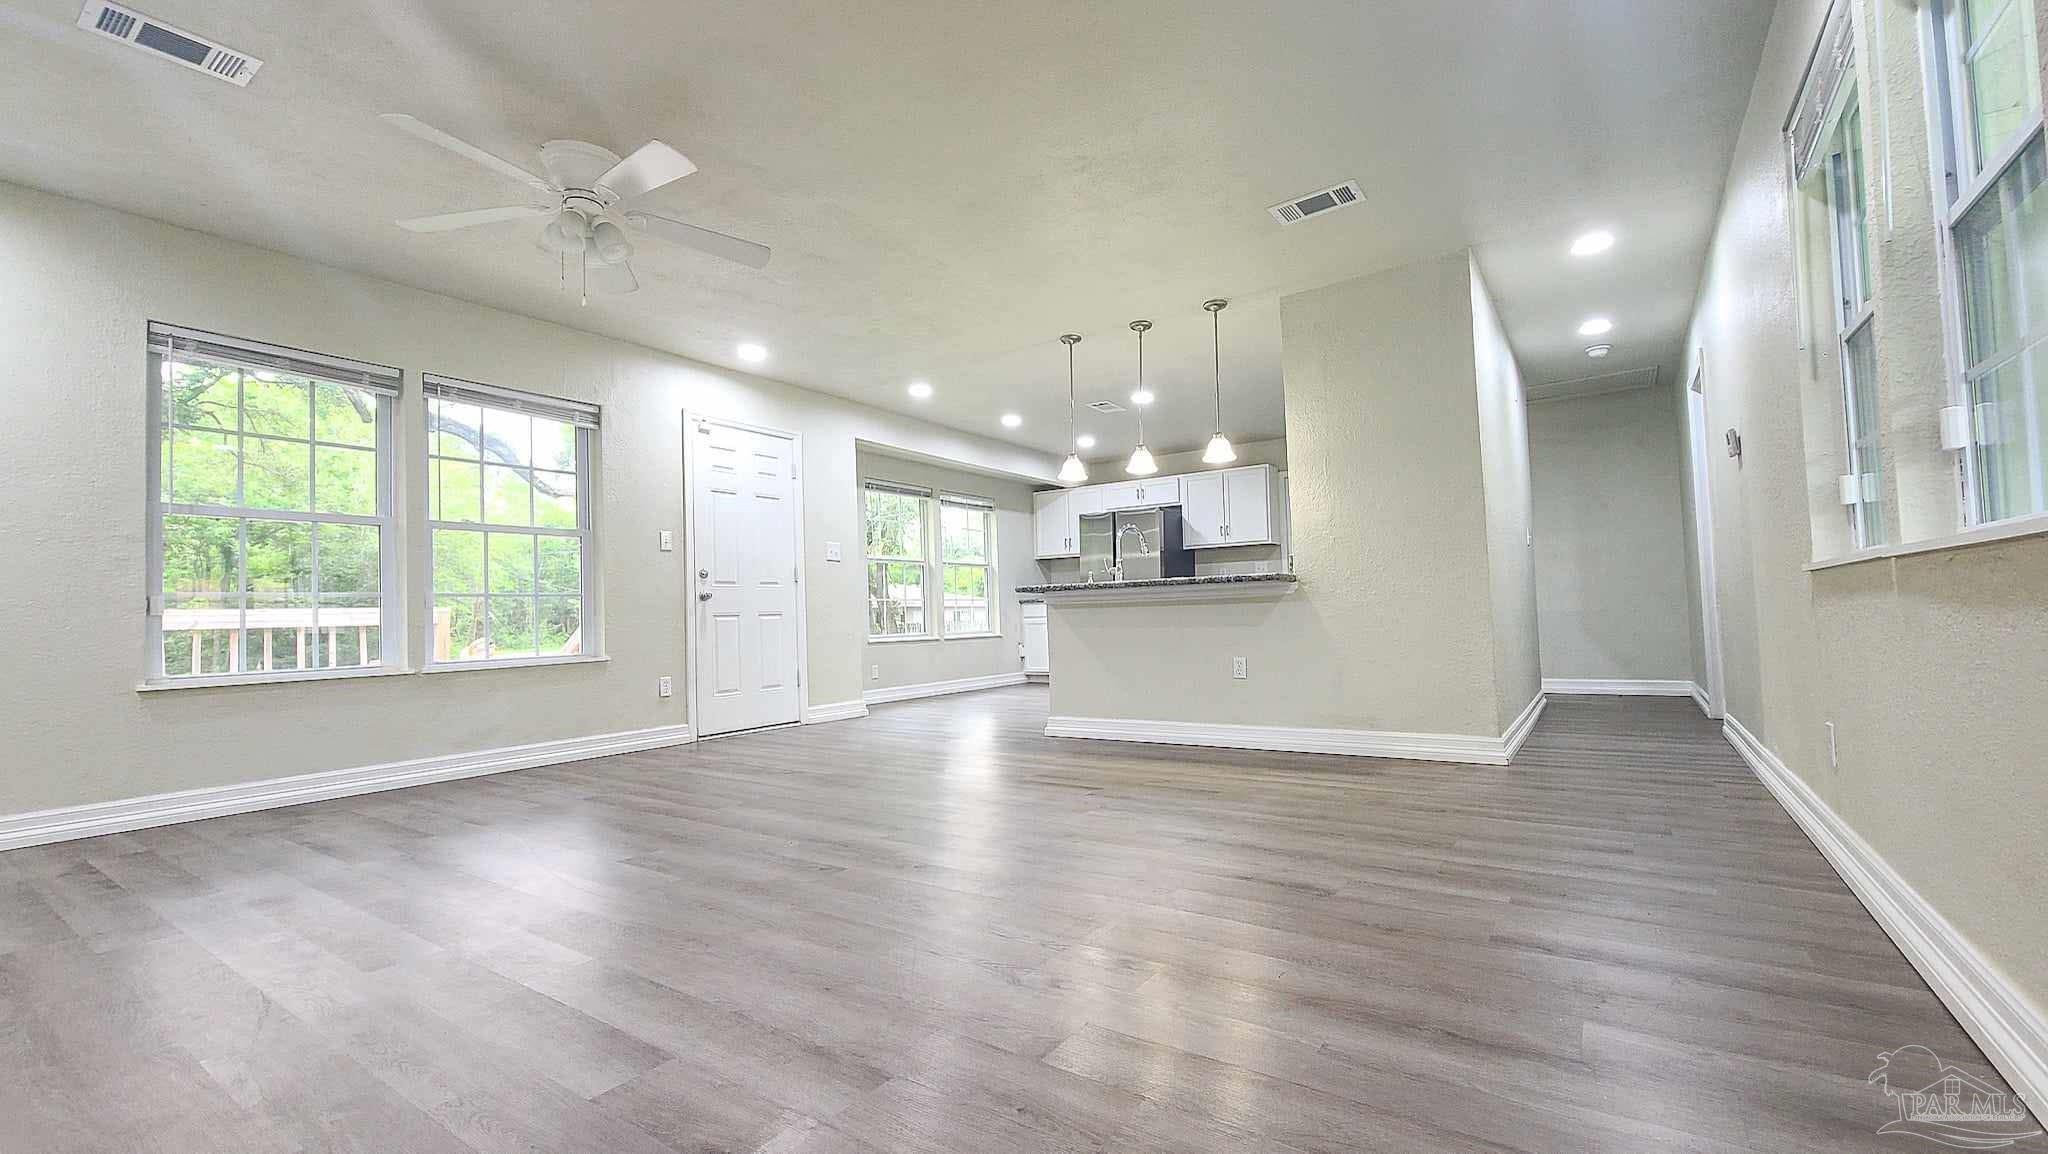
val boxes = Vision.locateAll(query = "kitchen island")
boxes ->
[1015,572,1299,601]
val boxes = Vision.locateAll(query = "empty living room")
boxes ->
[1,0,2044,1150]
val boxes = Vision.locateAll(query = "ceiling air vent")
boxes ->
[1268,180,1364,226]
[1086,399,1127,414]
[76,2,262,87]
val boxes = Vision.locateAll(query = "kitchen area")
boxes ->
[1018,453,1295,679]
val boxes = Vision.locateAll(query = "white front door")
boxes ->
[690,417,802,737]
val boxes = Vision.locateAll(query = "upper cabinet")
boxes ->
[1034,489,1076,558]
[1037,464,1277,554]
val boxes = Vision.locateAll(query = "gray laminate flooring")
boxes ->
[0,689,2033,1152]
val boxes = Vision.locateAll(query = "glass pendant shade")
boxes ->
[1126,443,1158,476]
[1059,452,1088,484]
[1202,432,1237,465]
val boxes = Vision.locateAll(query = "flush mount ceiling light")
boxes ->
[736,342,768,364]
[1126,320,1158,476]
[907,380,933,399]
[1058,334,1088,484]
[1570,230,1616,257]
[1201,298,1237,465]
[1585,344,1613,359]
[1001,412,1023,428]
[1577,317,1613,338]
[1075,433,1096,450]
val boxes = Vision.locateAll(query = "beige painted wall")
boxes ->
[1469,259,1543,729]
[1530,384,1694,682]
[1683,0,2048,1016]
[1048,253,1540,740]
[0,180,1058,815]
[856,448,1034,692]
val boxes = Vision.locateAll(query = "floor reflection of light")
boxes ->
[934,715,1003,876]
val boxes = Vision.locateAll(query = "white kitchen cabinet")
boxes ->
[1098,476,1179,510]
[1179,471,1226,547]
[1021,602,1049,674]
[1223,465,1274,544]
[1034,489,1076,557]
[1179,464,1277,549]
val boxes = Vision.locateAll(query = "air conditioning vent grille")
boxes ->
[93,5,134,35]
[76,2,262,87]
[1268,180,1365,226]
[1086,399,1127,414]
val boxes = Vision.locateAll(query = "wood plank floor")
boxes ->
[0,688,2032,1152]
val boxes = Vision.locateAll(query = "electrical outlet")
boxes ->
[1232,656,1248,680]
[870,664,880,681]
[657,676,673,698]
[1826,721,1838,768]
[659,529,674,552]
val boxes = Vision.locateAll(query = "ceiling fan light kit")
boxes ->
[379,113,771,305]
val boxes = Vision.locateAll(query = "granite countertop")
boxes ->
[1016,573,1298,594]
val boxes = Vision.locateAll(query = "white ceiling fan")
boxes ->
[379,113,771,303]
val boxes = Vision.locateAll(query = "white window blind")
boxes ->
[421,374,600,428]
[148,323,401,396]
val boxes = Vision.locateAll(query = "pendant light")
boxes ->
[1058,334,1088,484]
[1126,320,1158,476]
[1201,298,1237,465]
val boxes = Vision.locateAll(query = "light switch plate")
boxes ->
[826,541,843,562]
[657,676,673,698]
[659,529,674,552]
[1232,656,1248,680]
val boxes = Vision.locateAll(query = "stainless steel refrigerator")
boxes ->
[1078,506,1195,582]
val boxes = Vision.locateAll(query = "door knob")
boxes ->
[698,591,713,601]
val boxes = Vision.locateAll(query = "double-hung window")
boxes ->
[1930,0,2048,523]
[145,324,400,684]
[863,481,1000,640]
[1792,8,1887,550]
[938,495,996,636]
[864,482,929,638]
[424,375,599,666]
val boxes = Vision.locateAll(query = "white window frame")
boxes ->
[420,374,601,671]
[864,481,932,642]
[1925,0,2048,526]
[143,324,402,689]
[937,494,999,640]
[1820,84,1888,548]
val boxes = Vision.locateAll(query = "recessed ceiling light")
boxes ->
[736,342,768,364]
[1000,412,1023,428]
[1075,433,1096,449]
[1130,389,1155,406]
[1585,344,1613,359]
[1571,230,1616,257]
[907,381,933,399]
[1577,317,1613,337]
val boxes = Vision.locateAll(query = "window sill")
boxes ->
[137,665,413,692]
[1805,513,2048,571]
[868,633,937,644]
[421,654,609,674]
[941,632,1003,641]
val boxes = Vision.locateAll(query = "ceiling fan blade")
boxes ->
[587,258,639,295]
[597,141,697,200]
[396,204,551,233]
[380,113,551,192]
[624,211,771,269]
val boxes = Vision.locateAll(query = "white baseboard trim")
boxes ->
[862,671,1027,706]
[803,699,870,724]
[1690,683,1714,717]
[1502,692,1547,760]
[1543,677,1702,697]
[1046,697,1546,767]
[0,723,696,853]
[1723,715,2048,1119]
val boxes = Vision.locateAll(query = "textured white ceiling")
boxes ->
[0,0,1771,456]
